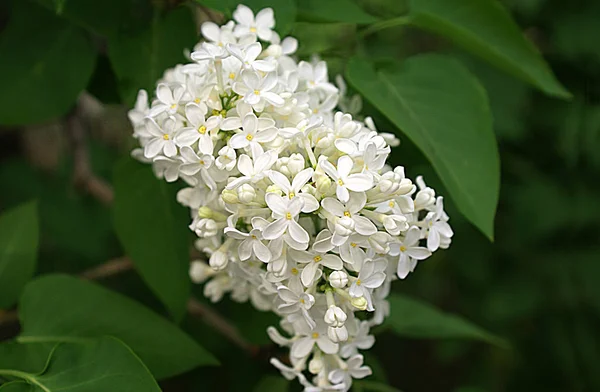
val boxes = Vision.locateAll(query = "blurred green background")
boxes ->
[0,0,599,391]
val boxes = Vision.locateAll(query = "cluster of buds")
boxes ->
[128,5,453,391]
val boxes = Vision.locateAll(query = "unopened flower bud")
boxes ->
[327,325,348,343]
[288,153,305,176]
[316,176,332,194]
[189,261,213,283]
[351,296,368,310]
[238,184,256,204]
[329,271,348,288]
[198,206,213,219]
[414,188,435,210]
[266,184,282,196]
[397,178,414,195]
[325,306,347,327]
[209,249,228,270]
[221,189,239,204]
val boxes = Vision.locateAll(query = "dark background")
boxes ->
[1,0,599,391]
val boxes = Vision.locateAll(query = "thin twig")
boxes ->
[65,101,114,205]
[79,257,133,280]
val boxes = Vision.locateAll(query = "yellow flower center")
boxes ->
[253,89,260,95]
[286,212,292,220]
[338,179,344,186]
[291,267,299,275]
[170,104,177,110]
[400,245,407,252]
[194,98,201,104]
[199,160,205,165]
[350,242,357,248]
[229,72,236,79]
[198,125,207,134]
[313,108,318,114]
[356,279,362,286]
[311,332,319,339]
[313,255,322,263]
[300,298,305,304]
[343,211,351,217]
[246,134,254,141]
[288,192,295,199]
[251,234,257,239]
[250,27,257,33]
[389,201,395,208]
[162,134,170,140]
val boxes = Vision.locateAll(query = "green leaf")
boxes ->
[406,0,570,99]
[387,293,508,348]
[346,55,499,240]
[0,337,161,391]
[0,201,39,309]
[36,0,153,38]
[0,342,54,374]
[298,0,378,24]
[108,7,198,105]
[253,375,289,392]
[0,2,96,125]
[197,0,296,35]
[113,157,191,321]
[18,274,218,379]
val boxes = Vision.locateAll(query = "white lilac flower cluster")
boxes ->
[128,4,453,391]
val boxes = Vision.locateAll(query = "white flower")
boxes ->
[143,117,178,158]
[291,249,343,287]
[149,83,185,117]
[224,217,272,263]
[349,259,386,311]
[291,323,339,359]
[277,285,316,329]
[269,168,318,213]
[201,21,236,47]
[226,151,277,189]
[233,70,284,108]
[320,156,373,202]
[227,42,276,72]
[328,354,372,387]
[174,103,219,153]
[128,5,455,389]
[263,193,309,244]
[233,5,276,41]
[229,112,277,150]
[423,196,454,252]
[321,192,377,245]
[389,226,431,279]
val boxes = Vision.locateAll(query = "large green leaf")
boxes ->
[298,0,378,24]
[407,0,570,99]
[0,2,96,125]
[346,55,499,240]
[35,0,153,38]
[18,274,218,379]
[388,294,507,347]
[113,157,191,321]
[0,338,160,391]
[108,7,198,105]
[0,201,39,309]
